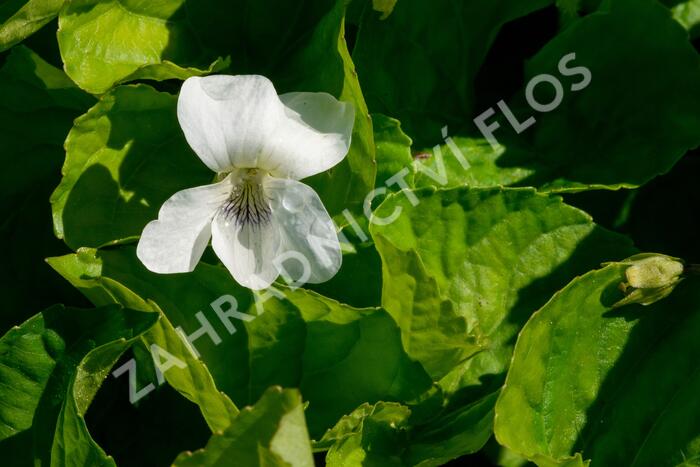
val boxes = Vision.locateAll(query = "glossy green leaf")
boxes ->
[495,265,700,465]
[291,292,432,436]
[353,0,553,145]
[47,249,240,433]
[0,0,63,51]
[373,113,536,191]
[48,246,433,437]
[320,391,497,466]
[324,402,411,466]
[174,387,314,467]
[57,0,228,94]
[370,187,635,385]
[373,113,415,190]
[500,0,700,192]
[50,84,212,250]
[412,137,536,190]
[0,305,158,466]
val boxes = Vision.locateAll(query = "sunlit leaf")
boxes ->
[174,387,314,467]
[0,0,63,51]
[57,0,228,94]
[371,187,635,385]
[495,266,700,465]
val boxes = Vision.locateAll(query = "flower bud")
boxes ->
[625,255,684,289]
[605,253,685,308]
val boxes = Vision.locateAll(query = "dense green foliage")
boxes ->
[1,0,699,465]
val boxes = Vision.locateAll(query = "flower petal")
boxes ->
[276,91,355,179]
[177,75,354,179]
[211,215,282,290]
[177,75,280,173]
[266,177,342,284]
[137,177,232,274]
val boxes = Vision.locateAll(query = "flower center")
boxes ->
[220,169,272,228]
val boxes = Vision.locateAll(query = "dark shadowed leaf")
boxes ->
[48,246,433,438]
[496,0,700,192]
[352,0,553,146]
[50,84,212,250]
[0,305,157,466]
[0,45,94,328]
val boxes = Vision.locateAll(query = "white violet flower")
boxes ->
[136,75,354,290]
